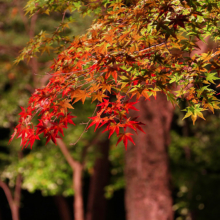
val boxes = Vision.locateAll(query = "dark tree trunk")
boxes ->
[125,94,174,220]
[86,138,110,220]
[54,195,71,220]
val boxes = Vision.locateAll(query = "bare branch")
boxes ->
[70,106,98,146]
[56,138,78,169]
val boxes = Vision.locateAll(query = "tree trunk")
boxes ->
[86,139,110,220]
[11,205,19,220]
[54,195,72,220]
[0,175,21,220]
[125,93,174,220]
[56,138,85,220]
[73,163,84,220]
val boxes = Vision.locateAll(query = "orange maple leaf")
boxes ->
[58,99,74,113]
[71,90,91,104]
[92,91,108,102]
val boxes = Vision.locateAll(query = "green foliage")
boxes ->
[1,145,73,196]
[170,110,220,220]
[0,0,96,198]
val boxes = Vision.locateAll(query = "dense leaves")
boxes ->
[10,0,220,149]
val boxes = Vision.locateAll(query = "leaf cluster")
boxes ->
[10,0,220,149]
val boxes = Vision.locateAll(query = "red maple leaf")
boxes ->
[124,118,138,131]
[130,117,146,133]
[98,99,110,109]
[17,125,32,140]
[45,132,58,144]
[116,133,135,149]
[61,114,76,127]
[19,106,30,119]
[102,122,121,138]
[26,134,40,149]
[124,100,139,112]
[52,122,66,136]
[36,120,49,135]
[88,115,103,131]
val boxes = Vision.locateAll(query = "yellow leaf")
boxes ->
[182,111,192,120]
[197,112,206,120]
[191,114,197,125]
[44,9,50,15]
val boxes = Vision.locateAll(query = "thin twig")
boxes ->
[70,106,98,145]
[13,0,29,33]
[135,42,166,54]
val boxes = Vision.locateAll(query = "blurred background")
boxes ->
[1,0,220,220]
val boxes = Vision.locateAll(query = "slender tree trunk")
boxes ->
[86,138,110,220]
[11,205,19,220]
[56,138,84,220]
[73,163,84,220]
[0,178,21,220]
[54,195,72,220]
[125,93,174,220]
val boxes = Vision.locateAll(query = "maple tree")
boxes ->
[10,0,220,151]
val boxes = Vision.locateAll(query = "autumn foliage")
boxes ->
[10,0,220,149]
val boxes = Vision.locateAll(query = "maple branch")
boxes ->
[29,14,38,38]
[13,0,29,34]
[62,10,66,22]
[52,10,67,40]
[136,42,166,54]
[29,14,39,81]
[85,0,102,5]
[81,129,104,166]
[45,60,98,76]
[122,83,134,104]
[56,138,77,169]
[70,106,98,145]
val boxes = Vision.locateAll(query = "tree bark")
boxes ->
[125,93,174,220]
[86,138,110,220]
[0,179,20,220]
[54,195,72,220]
[14,173,22,220]
[73,163,84,220]
[56,138,84,220]
[11,205,19,220]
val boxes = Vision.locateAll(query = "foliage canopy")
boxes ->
[10,0,220,149]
